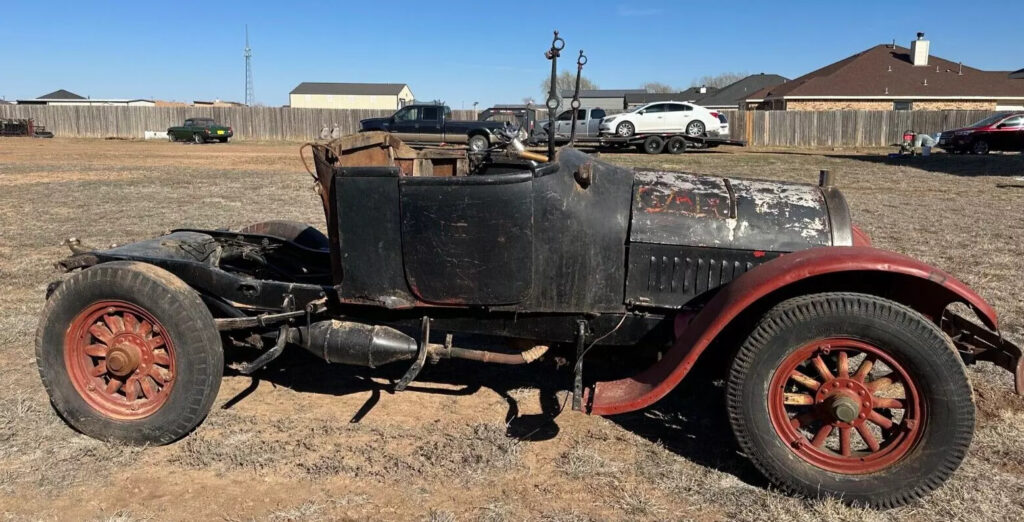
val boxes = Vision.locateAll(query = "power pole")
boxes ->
[244,25,254,106]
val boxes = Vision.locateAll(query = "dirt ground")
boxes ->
[1,138,1023,521]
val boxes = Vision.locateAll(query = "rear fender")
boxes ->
[587,246,1002,416]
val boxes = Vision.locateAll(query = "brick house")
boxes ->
[746,33,1024,111]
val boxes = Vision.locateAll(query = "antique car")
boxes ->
[36,36,1023,508]
[167,117,233,143]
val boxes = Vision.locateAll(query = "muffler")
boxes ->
[290,320,418,367]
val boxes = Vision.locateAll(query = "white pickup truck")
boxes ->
[540,107,608,141]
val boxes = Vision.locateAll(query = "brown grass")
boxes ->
[1,138,1022,520]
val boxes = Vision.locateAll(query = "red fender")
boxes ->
[587,246,999,416]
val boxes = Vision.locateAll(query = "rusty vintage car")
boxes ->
[36,35,1023,508]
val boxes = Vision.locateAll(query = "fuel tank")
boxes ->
[625,169,853,308]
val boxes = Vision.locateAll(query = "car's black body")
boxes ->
[359,103,506,149]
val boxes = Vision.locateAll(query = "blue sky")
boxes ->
[1,1,1021,107]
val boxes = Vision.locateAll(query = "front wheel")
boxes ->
[615,121,635,137]
[727,292,974,507]
[193,133,203,144]
[971,140,989,155]
[36,261,223,445]
[167,131,175,142]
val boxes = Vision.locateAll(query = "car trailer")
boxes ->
[573,133,745,154]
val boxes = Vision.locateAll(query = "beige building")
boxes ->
[746,33,1024,111]
[289,82,414,110]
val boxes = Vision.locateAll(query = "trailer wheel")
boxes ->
[238,220,329,250]
[193,133,204,144]
[727,292,973,507]
[642,136,665,154]
[685,120,706,137]
[615,121,635,137]
[665,136,687,154]
[36,261,223,445]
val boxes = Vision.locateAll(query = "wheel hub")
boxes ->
[767,339,923,474]
[63,301,176,420]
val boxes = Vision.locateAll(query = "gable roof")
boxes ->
[748,45,1024,101]
[289,82,410,96]
[697,74,788,107]
[38,89,85,100]
[625,87,720,105]
[560,89,646,98]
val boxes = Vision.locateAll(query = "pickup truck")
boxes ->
[359,104,506,151]
[539,107,608,142]
[167,118,233,143]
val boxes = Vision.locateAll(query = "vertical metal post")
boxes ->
[568,50,587,146]
[573,320,587,411]
[544,31,565,162]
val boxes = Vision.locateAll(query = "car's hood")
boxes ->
[359,117,388,126]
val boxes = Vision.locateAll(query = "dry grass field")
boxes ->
[1,138,1023,521]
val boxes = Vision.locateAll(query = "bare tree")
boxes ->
[540,70,599,98]
[643,82,675,93]
[690,72,748,89]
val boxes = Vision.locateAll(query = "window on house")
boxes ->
[893,101,913,111]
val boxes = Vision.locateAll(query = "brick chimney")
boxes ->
[911,32,929,66]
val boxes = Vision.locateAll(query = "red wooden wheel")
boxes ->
[63,300,176,419]
[767,338,923,474]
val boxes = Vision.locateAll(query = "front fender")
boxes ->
[587,246,1003,416]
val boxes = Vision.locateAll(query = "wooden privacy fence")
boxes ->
[0,105,999,147]
[0,105,476,141]
[721,109,997,147]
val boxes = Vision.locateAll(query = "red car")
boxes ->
[938,112,1024,154]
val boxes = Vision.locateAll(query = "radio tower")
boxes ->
[244,25,254,106]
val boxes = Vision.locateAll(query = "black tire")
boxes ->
[665,136,687,154]
[36,261,223,445]
[615,121,635,137]
[238,220,329,250]
[727,292,974,507]
[468,134,489,152]
[685,120,706,137]
[971,139,989,155]
[167,131,175,142]
[642,135,665,154]
[193,133,203,144]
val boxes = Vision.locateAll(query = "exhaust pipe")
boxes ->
[291,320,418,368]
[290,319,550,368]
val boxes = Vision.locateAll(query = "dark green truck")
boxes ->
[167,118,233,143]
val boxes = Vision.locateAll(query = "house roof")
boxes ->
[289,82,410,96]
[38,89,85,100]
[697,74,789,107]
[748,44,1024,101]
[625,87,720,105]
[560,89,646,98]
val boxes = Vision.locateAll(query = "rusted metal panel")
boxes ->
[630,170,840,252]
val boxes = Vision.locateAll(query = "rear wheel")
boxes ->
[36,261,223,445]
[971,139,989,155]
[193,133,203,144]
[167,131,175,142]
[642,136,665,154]
[615,121,635,137]
[665,136,687,154]
[218,137,228,143]
[685,120,706,137]
[727,292,974,507]
[238,220,329,250]
[468,134,489,152]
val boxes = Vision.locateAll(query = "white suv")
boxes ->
[599,101,725,138]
